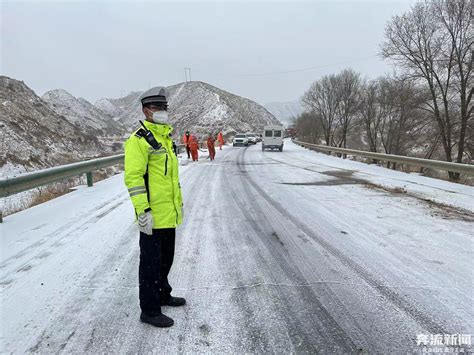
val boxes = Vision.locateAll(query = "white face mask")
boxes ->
[151,110,170,124]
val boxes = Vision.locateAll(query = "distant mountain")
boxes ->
[263,101,304,127]
[42,89,125,135]
[96,91,142,130]
[96,81,281,139]
[94,97,125,119]
[0,76,281,179]
[0,76,110,178]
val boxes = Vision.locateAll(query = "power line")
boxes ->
[195,55,378,78]
[241,56,376,77]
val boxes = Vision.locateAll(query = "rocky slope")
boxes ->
[0,76,110,178]
[42,89,125,136]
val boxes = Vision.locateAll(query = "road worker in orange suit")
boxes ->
[207,133,216,161]
[183,131,191,159]
[189,135,199,162]
[217,131,225,150]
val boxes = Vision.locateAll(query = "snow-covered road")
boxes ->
[1,140,473,353]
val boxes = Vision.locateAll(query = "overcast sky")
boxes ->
[1,0,416,105]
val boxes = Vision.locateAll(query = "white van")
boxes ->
[262,125,284,151]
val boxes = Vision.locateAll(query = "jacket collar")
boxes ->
[142,119,173,138]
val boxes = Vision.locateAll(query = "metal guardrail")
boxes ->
[293,140,474,176]
[0,144,185,222]
[0,154,125,222]
[0,154,125,200]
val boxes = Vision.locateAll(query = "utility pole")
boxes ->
[184,68,191,83]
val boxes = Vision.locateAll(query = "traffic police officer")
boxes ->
[124,86,185,328]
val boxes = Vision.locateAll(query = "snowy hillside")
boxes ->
[42,89,125,135]
[263,100,304,127]
[97,91,142,130]
[0,76,108,178]
[94,91,143,123]
[94,98,125,119]
[96,82,281,139]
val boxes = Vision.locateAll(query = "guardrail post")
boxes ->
[86,172,93,187]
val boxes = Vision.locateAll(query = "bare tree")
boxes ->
[334,69,362,152]
[302,74,341,146]
[294,111,323,144]
[379,76,430,168]
[360,78,392,153]
[432,0,473,168]
[381,0,473,181]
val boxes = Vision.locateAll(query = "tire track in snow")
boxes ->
[229,147,360,352]
[238,146,450,335]
[211,149,274,352]
[170,147,256,353]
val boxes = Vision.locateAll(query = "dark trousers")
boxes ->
[139,228,176,315]
[186,145,191,159]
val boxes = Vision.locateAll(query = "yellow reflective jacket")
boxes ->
[124,120,183,229]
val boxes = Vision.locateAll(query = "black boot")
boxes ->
[161,296,186,307]
[140,312,174,327]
